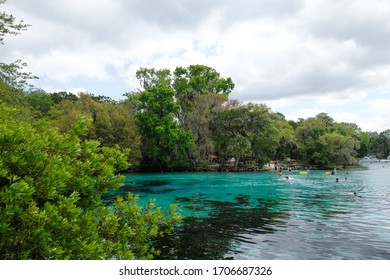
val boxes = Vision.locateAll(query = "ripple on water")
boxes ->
[113,165,390,259]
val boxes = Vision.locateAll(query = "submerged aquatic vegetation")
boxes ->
[154,194,287,259]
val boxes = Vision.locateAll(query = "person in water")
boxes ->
[336,178,339,183]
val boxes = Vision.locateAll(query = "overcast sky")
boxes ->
[2,0,390,132]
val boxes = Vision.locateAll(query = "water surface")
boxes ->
[104,162,390,259]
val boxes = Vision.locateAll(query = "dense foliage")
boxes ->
[0,1,179,260]
[0,103,180,259]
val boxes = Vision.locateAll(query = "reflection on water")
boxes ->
[154,195,287,259]
[104,163,390,259]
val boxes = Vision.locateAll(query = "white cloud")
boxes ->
[2,0,390,132]
[365,98,390,132]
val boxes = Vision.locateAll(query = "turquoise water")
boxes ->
[104,162,390,259]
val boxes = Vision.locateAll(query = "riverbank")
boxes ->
[128,154,390,173]
[127,161,361,173]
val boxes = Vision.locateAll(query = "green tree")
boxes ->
[173,64,234,99]
[135,85,193,170]
[185,93,227,167]
[1,1,37,89]
[0,103,180,259]
[131,65,233,169]
[26,89,54,116]
[211,100,249,163]
[357,131,370,158]
[294,114,361,167]
[104,101,142,165]
[173,64,234,126]
[0,0,29,44]
[136,67,171,90]
[377,129,390,158]
[367,131,379,156]
[227,135,252,171]
[50,91,79,104]
[313,132,360,166]
[247,104,281,163]
[212,101,279,166]
[0,59,37,90]
[50,93,142,166]
[0,77,26,109]
[274,116,299,160]
[295,116,327,163]
[316,112,335,127]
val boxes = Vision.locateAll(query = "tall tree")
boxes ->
[173,64,234,99]
[212,101,279,167]
[135,67,171,90]
[185,93,227,167]
[131,65,234,169]
[227,135,252,171]
[246,104,281,163]
[135,85,193,170]
[274,115,299,160]
[173,64,234,126]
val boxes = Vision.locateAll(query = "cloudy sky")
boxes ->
[2,0,390,132]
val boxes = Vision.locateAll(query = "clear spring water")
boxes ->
[104,162,390,260]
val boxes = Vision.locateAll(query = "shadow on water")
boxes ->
[102,180,175,203]
[153,195,288,260]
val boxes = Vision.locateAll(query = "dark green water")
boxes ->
[104,162,390,259]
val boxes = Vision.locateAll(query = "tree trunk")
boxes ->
[235,156,240,171]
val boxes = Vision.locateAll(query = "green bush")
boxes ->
[0,103,180,259]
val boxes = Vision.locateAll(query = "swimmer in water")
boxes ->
[344,191,358,196]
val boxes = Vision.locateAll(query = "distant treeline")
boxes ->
[2,64,389,172]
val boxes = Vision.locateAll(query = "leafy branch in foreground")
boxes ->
[0,104,181,259]
[1,1,37,90]
[0,60,38,90]
[0,0,30,45]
